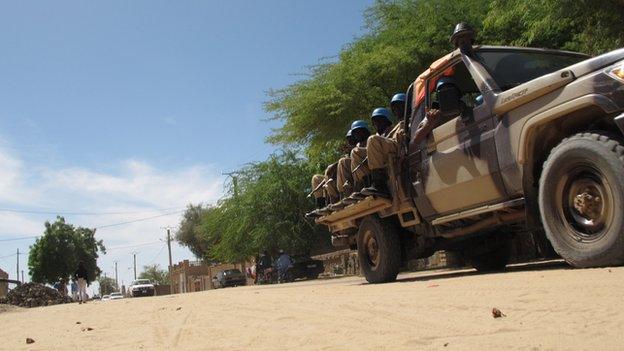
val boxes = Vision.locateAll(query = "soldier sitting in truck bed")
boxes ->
[307,122,369,217]
[350,94,407,198]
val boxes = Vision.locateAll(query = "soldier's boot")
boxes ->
[340,182,358,205]
[361,169,390,198]
[305,198,327,218]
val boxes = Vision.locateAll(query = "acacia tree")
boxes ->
[175,151,331,263]
[28,216,106,285]
[175,204,211,258]
[138,264,169,285]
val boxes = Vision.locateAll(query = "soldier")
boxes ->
[307,123,367,217]
[337,121,371,196]
[361,90,441,197]
[390,93,406,121]
[351,107,392,197]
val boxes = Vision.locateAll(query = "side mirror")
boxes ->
[438,84,461,118]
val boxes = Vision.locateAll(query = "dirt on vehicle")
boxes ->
[312,23,624,283]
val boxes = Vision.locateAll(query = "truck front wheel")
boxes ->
[539,132,624,267]
[357,216,401,283]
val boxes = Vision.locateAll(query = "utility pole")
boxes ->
[21,270,24,283]
[16,248,19,282]
[114,261,118,290]
[162,226,175,294]
[133,252,137,280]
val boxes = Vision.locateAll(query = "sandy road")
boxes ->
[1,261,623,350]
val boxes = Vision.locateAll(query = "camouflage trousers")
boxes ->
[323,162,339,201]
[368,134,398,170]
[310,174,324,199]
[350,146,369,183]
[337,157,353,195]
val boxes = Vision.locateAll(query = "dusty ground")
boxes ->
[1,261,623,350]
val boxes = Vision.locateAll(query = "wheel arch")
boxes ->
[520,96,622,228]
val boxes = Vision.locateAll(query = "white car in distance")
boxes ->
[129,279,156,297]
[109,292,124,300]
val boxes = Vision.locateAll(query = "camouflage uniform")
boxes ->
[323,162,339,202]
[310,174,325,199]
[367,121,405,170]
[336,156,352,195]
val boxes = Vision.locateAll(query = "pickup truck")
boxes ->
[128,279,155,297]
[314,23,624,283]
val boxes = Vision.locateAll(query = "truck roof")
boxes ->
[410,46,590,110]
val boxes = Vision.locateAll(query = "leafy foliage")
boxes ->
[138,264,170,285]
[175,204,212,259]
[97,276,118,295]
[177,151,330,262]
[28,217,106,285]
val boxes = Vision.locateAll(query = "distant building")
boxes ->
[170,260,248,293]
[0,268,8,298]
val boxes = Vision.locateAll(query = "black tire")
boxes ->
[357,216,401,283]
[539,132,624,267]
[469,242,510,272]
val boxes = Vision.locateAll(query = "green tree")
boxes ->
[176,151,330,263]
[481,0,624,56]
[175,204,211,259]
[28,216,106,285]
[97,276,118,295]
[138,264,170,285]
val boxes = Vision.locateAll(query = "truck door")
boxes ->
[418,61,507,217]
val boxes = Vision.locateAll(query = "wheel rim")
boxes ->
[555,163,614,242]
[362,229,380,268]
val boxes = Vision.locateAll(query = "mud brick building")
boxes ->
[170,260,248,293]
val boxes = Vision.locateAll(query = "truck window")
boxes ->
[428,61,481,125]
[475,50,588,91]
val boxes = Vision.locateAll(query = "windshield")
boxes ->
[224,269,242,275]
[110,293,121,296]
[475,50,588,91]
[133,279,151,285]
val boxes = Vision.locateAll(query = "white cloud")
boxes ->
[0,148,41,205]
[0,145,225,289]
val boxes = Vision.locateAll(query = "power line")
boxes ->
[105,241,162,252]
[0,206,185,216]
[0,211,184,243]
[94,210,185,229]
[0,236,38,242]
[145,244,167,266]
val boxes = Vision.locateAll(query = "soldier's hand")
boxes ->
[426,108,441,121]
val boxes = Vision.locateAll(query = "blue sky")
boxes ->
[0,1,372,292]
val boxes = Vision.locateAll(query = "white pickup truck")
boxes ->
[128,279,155,297]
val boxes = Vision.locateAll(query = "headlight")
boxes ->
[607,62,624,82]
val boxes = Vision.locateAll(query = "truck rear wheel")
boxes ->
[357,216,401,283]
[539,132,624,267]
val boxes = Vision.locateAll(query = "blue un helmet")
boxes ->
[436,76,459,92]
[391,93,406,105]
[350,119,370,133]
[436,76,461,115]
[474,95,484,106]
[345,129,353,138]
[370,107,393,124]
